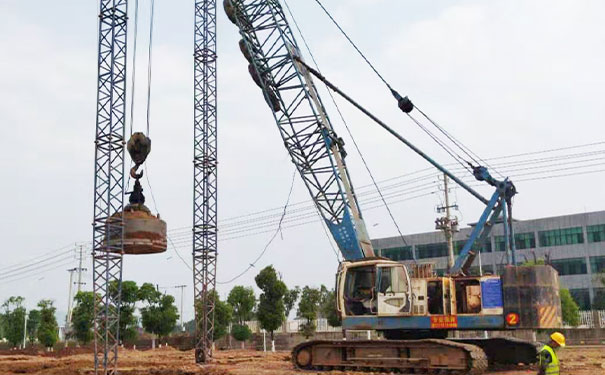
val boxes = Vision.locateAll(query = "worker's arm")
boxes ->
[537,350,552,375]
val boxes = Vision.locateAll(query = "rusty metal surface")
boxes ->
[502,265,562,329]
[410,263,435,278]
[107,205,167,255]
[291,339,488,374]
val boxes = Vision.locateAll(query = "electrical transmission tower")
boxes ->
[192,0,218,364]
[92,1,127,374]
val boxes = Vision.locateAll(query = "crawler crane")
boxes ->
[224,1,562,373]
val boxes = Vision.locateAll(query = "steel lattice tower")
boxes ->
[92,1,127,374]
[192,0,218,364]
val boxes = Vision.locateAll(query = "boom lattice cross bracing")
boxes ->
[231,0,369,260]
[193,0,218,364]
[92,1,128,374]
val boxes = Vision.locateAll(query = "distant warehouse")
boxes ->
[371,210,605,309]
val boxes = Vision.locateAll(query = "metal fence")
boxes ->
[577,310,605,328]
[244,319,341,334]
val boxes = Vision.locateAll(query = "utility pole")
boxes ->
[174,285,186,331]
[23,309,28,349]
[66,245,87,333]
[435,173,459,273]
[159,285,187,331]
[66,268,77,326]
[75,244,87,293]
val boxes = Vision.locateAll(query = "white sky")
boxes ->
[0,0,604,323]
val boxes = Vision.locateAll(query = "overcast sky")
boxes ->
[0,0,604,323]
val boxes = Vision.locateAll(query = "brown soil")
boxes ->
[0,345,602,375]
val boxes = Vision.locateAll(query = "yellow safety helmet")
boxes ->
[550,332,565,347]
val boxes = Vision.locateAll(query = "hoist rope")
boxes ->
[145,0,155,137]
[415,107,505,178]
[406,113,472,174]
[128,0,139,137]
[312,0,504,178]
[284,0,410,250]
[311,0,392,91]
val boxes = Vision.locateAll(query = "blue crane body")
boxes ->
[223,0,562,372]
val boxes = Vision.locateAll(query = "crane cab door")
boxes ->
[377,265,412,315]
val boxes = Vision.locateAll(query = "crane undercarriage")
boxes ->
[292,337,538,374]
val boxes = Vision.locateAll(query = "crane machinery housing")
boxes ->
[223,1,563,373]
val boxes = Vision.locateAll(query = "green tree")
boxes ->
[139,283,179,346]
[71,291,96,345]
[297,286,321,338]
[213,291,233,341]
[255,266,287,349]
[227,286,256,325]
[37,300,59,348]
[560,289,580,326]
[319,286,341,328]
[193,290,233,341]
[26,309,41,343]
[284,286,300,319]
[2,296,26,347]
[110,280,140,342]
[0,314,5,340]
[231,324,252,349]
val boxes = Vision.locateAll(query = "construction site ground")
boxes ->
[0,345,603,375]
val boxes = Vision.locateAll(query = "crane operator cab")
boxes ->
[340,259,413,316]
[337,259,505,320]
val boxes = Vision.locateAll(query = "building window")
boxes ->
[416,242,448,259]
[435,269,446,276]
[495,232,536,251]
[590,256,605,274]
[587,224,605,243]
[538,227,584,247]
[514,232,536,250]
[550,258,587,275]
[378,246,414,261]
[569,288,591,310]
[454,240,492,255]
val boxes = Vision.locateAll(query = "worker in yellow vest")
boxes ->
[537,332,565,375]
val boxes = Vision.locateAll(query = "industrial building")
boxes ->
[372,210,605,309]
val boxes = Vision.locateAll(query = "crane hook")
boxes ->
[127,132,151,179]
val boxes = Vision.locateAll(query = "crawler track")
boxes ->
[451,337,540,366]
[292,339,488,374]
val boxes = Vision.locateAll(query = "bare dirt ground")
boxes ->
[0,346,603,375]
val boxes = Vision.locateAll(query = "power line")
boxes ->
[0,244,73,272]
[162,149,605,242]
[3,143,602,275]
[217,169,297,285]
[0,250,74,278]
[162,141,605,234]
[0,254,77,282]
[0,259,77,286]
[167,163,605,248]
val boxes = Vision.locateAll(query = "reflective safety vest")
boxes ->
[539,345,559,375]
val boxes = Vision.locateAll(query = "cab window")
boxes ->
[379,266,408,294]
